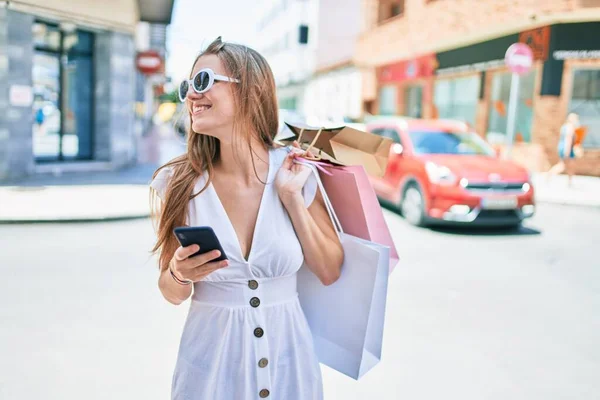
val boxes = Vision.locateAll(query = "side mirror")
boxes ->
[392,143,404,155]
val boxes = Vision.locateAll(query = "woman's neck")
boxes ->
[214,136,270,186]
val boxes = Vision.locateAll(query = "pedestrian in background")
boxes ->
[149,37,342,400]
[548,112,580,186]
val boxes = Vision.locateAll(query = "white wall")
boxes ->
[303,66,363,121]
[315,0,362,70]
[252,0,319,88]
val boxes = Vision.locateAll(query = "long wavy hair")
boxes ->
[150,37,279,271]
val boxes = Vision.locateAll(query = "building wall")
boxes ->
[253,0,319,92]
[8,0,139,32]
[304,66,363,121]
[0,10,35,181]
[315,0,362,70]
[95,32,137,167]
[357,0,600,67]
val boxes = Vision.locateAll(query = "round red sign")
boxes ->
[505,43,533,75]
[136,51,163,75]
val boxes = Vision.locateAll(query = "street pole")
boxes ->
[504,72,520,159]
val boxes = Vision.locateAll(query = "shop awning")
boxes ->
[137,0,175,24]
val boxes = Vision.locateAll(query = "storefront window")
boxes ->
[569,68,600,149]
[32,22,60,51]
[378,85,397,115]
[404,84,423,118]
[433,75,479,127]
[486,70,536,146]
[279,97,298,110]
[32,22,94,161]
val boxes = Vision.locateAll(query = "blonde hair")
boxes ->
[150,37,279,271]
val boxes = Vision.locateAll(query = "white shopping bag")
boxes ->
[297,163,390,380]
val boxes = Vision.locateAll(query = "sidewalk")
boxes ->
[0,163,160,223]
[532,173,600,209]
[0,124,186,223]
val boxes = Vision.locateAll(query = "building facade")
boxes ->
[253,0,319,114]
[356,0,600,176]
[0,0,173,182]
[303,0,364,123]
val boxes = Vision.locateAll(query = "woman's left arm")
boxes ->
[280,190,343,286]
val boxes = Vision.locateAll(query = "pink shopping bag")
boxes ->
[318,164,399,274]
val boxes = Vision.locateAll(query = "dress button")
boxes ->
[259,389,270,398]
[248,280,258,290]
[258,358,269,368]
[254,327,264,338]
[250,297,261,308]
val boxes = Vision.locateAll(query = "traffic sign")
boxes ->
[505,43,533,75]
[136,51,163,75]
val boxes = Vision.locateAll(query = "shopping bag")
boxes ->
[297,163,390,380]
[280,123,392,177]
[318,164,399,274]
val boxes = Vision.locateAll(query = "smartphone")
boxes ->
[173,226,228,261]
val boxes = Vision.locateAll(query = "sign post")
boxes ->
[504,43,533,158]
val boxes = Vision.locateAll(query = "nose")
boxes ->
[186,85,205,101]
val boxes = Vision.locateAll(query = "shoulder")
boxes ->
[150,166,174,201]
[271,144,290,161]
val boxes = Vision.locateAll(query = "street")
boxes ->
[0,203,598,400]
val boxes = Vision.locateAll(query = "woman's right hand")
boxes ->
[170,245,229,283]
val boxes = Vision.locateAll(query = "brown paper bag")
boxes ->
[279,123,392,178]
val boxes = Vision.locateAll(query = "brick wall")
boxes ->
[356,0,593,67]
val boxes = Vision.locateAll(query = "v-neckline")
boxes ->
[209,149,272,264]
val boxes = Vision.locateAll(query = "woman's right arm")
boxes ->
[158,245,228,305]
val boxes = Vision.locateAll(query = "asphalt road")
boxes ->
[0,204,598,400]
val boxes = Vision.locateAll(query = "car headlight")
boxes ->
[425,161,457,185]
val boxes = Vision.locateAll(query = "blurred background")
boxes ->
[0,0,599,399]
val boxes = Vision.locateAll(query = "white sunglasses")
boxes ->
[178,68,240,102]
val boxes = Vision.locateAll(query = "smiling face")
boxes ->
[185,54,237,142]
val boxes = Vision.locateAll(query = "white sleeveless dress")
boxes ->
[151,147,324,400]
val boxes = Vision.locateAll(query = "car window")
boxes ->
[371,128,402,144]
[408,130,495,156]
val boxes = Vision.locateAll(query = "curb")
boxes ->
[534,198,600,210]
[0,213,151,224]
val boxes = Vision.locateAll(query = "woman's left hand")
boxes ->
[274,142,313,205]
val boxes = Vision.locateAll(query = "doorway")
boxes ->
[32,21,94,162]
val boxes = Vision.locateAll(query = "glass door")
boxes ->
[404,84,423,118]
[31,22,94,162]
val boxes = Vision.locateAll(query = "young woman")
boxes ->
[150,37,343,400]
[548,113,580,186]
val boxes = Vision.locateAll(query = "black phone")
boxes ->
[173,226,228,261]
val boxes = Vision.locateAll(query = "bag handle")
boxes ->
[293,159,343,237]
[296,128,324,161]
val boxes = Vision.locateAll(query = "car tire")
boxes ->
[401,184,426,227]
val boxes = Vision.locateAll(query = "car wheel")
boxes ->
[401,184,426,227]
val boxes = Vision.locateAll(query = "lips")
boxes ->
[192,104,212,115]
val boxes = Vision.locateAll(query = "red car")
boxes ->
[366,118,535,228]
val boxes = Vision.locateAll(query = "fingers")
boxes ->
[174,244,200,261]
[191,259,230,281]
[281,150,294,169]
[185,249,226,269]
[171,247,229,283]
[292,140,316,158]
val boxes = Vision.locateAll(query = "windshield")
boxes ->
[409,130,495,156]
